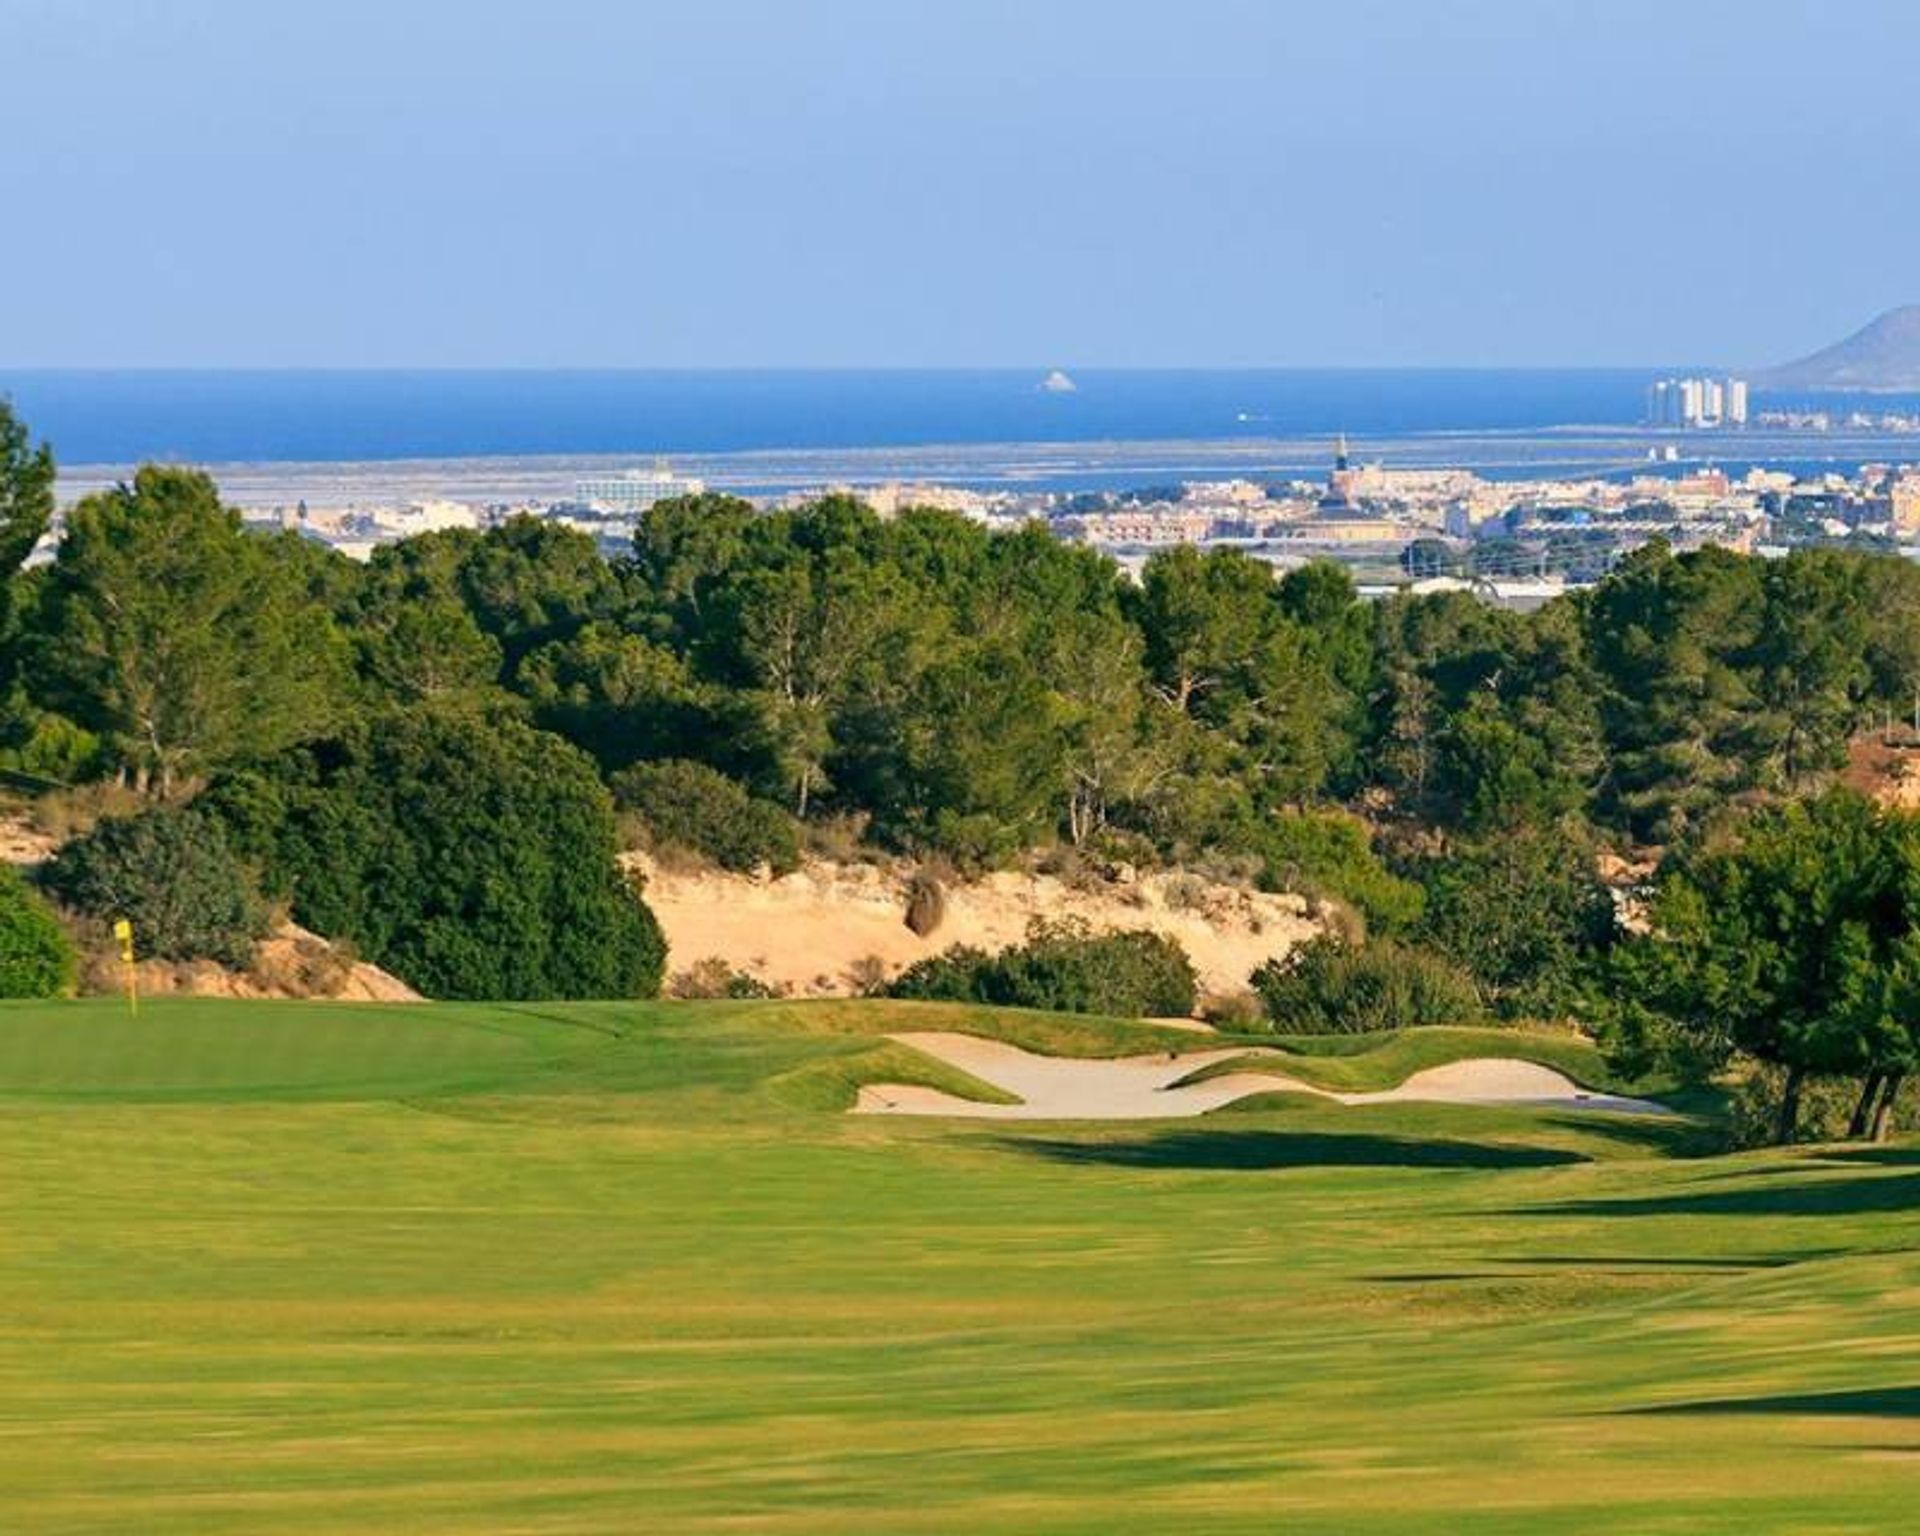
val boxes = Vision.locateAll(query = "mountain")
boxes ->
[1758,306,1920,391]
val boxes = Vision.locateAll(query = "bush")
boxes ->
[1199,989,1264,1029]
[1167,803,1422,935]
[0,703,104,785]
[206,709,666,1000]
[0,864,75,996]
[43,806,266,967]
[1249,936,1484,1033]
[903,869,946,936]
[890,918,1197,1018]
[1249,810,1425,934]
[611,758,800,875]
[668,957,780,999]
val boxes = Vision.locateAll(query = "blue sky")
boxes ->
[3,0,1914,368]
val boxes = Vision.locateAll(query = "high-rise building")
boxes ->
[1645,375,1750,429]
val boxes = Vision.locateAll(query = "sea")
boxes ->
[5,368,1918,500]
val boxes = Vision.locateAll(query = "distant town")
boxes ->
[39,423,1905,613]
[33,357,1920,610]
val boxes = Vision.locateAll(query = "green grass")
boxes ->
[1,996,1917,1533]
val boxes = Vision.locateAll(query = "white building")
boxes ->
[382,499,480,536]
[575,462,706,513]
[1647,375,1749,429]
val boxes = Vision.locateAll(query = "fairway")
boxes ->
[2,999,1917,1534]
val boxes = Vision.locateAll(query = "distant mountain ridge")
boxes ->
[1759,306,1920,391]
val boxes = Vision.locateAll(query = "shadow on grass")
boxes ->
[1000,1130,1586,1172]
[1809,1145,1920,1168]
[1496,1253,1808,1269]
[1626,1386,1920,1418]
[1529,1112,1722,1158]
[1364,1253,1819,1283]
[1535,1171,1920,1217]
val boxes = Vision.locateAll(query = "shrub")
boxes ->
[0,865,75,996]
[611,758,800,875]
[43,806,266,967]
[206,709,666,1000]
[890,918,1197,1018]
[903,870,946,936]
[887,943,995,1004]
[1249,936,1484,1034]
[668,957,780,999]
[1248,810,1425,935]
[0,704,104,785]
[844,953,892,997]
[1199,989,1264,1030]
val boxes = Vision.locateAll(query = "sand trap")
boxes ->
[854,1032,1670,1120]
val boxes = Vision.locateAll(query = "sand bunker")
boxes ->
[854,1032,1669,1120]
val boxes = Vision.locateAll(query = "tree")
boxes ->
[1134,545,1277,716]
[1608,791,1920,1142]
[0,402,54,613]
[1415,821,1614,1016]
[0,402,56,699]
[34,468,351,795]
[1859,554,1920,736]
[515,622,710,770]
[1132,546,1343,806]
[626,492,759,643]
[458,516,620,666]
[1751,550,1870,787]
[207,708,665,1000]
[362,595,504,706]
[1584,542,1770,840]
[699,503,910,816]
[1364,589,1518,817]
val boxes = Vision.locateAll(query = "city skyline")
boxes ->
[3,0,1918,370]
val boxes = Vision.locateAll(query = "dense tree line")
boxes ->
[11,431,1918,873]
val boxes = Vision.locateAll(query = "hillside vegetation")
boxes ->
[11,403,1920,1131]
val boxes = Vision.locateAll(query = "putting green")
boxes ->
[0,998,607,1100]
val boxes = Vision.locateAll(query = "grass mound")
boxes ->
[1169,1024,1646,1096]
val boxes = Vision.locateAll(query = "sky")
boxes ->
[3,0,1916,369]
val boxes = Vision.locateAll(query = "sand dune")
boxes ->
[639,856,1318,998]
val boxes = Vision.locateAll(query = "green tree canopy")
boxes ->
[208,708,666,1000]
[1609,791,1920,1141]
[33,467,351,795]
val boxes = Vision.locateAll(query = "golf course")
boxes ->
[2,997,1917,1534]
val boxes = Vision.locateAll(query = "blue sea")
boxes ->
[2,368,1671,465]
